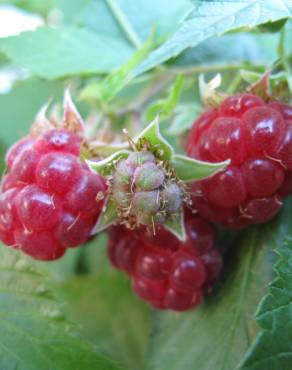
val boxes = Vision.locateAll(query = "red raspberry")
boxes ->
[186,94,292,227]
[0,129,107,260]
[107,212,222,311]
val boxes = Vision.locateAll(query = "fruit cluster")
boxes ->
[186,94,292,228]
[1,91,291,311]
[112,150,182,227]
[0,129,107,260]
[107,212,222,311]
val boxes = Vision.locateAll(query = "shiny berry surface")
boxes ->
[187,94,292,228]
[0,129,107,260]
[107,213,222,312]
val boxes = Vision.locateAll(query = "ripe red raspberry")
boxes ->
[186,94,292,228]
[107,212,222,311]
[0,129,107,260]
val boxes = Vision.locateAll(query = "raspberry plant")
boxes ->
[0,1,292,370]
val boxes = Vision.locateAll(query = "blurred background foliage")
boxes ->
[0,1,291,370]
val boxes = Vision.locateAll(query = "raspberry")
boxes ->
[186,94,292,228]
[112,150,183,227]
[107,212,222,311]
[0,129,107,260]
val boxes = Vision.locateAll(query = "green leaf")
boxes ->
[0,246,122,370]
[134,116,174,160]
[80,36,153,104]
[170,32,278,68]
[56,270,151,370]
[0,77,63,147]
[134,0,292,75]
[167,103,201,136]
[145,74,184,122]
[239,239,292,369]
[0,26,134,79]
[146,219,284,370]
[171,154,230,182]
[75,0,193,45]
[92,197,119,235]
[87,150,131,176]
[164,211,186,242]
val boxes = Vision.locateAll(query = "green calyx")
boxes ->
[87,116,229,240]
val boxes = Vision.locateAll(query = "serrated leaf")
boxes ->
[239,238,292,369]
[0,26,133,79]
[134,116,174,160]
[146,74,184,121]
[87,150,130,176]
[167,103,201,136]
[0,246,122,370]
[134,0,292,75]
[171,154,229,182]
[92,197,119,235]
[164,211,186,242]
[84,36,153,104]
[57,270,151,370]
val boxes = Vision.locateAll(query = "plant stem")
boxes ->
[116,73,173,116]
[105,0,142,49]
[226,73,243,94]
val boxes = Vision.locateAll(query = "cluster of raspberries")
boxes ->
[107,211,222,311]
[0,129,106,260]
[1,93,291,311]
[186,94,292,228]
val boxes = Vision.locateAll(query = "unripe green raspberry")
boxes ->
[111,150,184,227]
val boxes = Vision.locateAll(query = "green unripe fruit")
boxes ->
[133,162,165,191]
[111,150,184,228]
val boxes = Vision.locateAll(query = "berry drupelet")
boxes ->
[186,94,292,228]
